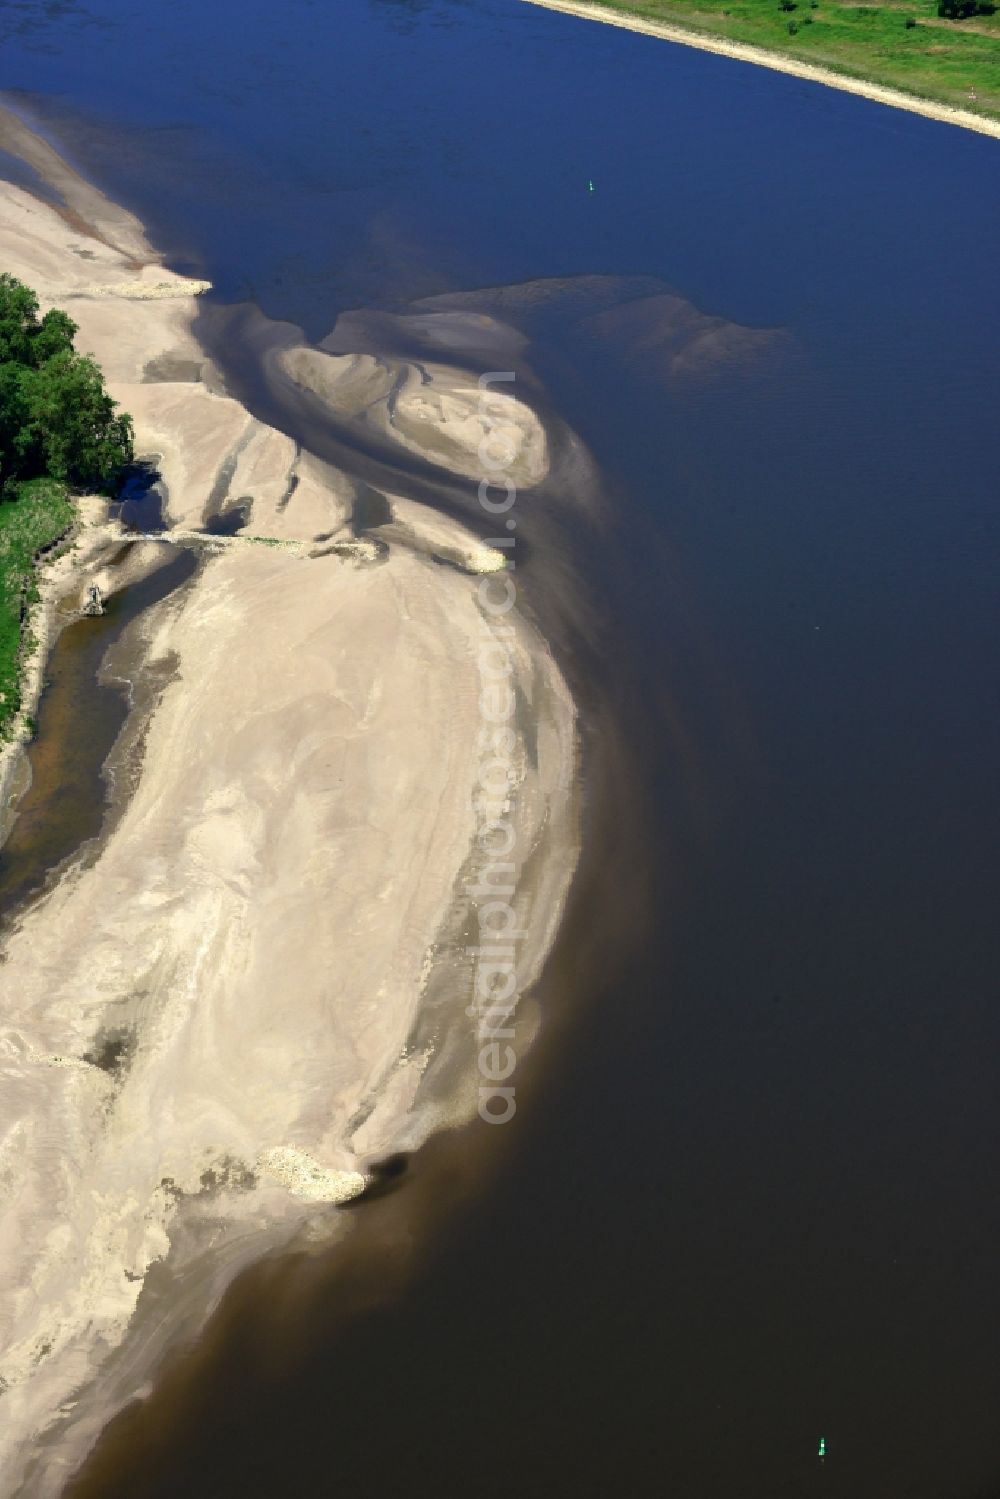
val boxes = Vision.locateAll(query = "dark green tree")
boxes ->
[0,273,41,367]
[0,362,35,479]
[33,308,78,365]
[19,353,134,489]
[938,0,995,15]
[0,275,133,494]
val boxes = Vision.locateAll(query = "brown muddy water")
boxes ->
[0,547,196,923]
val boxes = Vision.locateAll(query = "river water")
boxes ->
[2,1,999,1496]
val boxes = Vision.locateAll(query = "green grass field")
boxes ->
[0,479,74,737]
[576,0,1000,119]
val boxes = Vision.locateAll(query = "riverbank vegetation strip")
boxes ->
[0,476,74,734]
[0,269,134,737]
[524,0,1000,124]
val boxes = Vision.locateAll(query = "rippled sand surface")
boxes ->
[0,111,579,1497]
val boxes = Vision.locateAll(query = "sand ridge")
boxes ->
[0,112,580,1495]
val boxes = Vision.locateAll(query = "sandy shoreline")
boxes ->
[520,0,1000,141]
[0,107,580,1496]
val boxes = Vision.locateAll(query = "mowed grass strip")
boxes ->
[574,0,1000,118]
[0,478,74,735]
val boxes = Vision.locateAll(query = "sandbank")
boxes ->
[0,108,579,1496]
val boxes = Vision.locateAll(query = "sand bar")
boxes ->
[0,109,580,1496]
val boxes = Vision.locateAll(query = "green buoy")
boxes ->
[818,1437,827,1459]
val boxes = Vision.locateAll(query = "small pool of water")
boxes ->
[0,547,196,923]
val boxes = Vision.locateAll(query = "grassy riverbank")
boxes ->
[0,478,74,736]
[536,0,1000,120]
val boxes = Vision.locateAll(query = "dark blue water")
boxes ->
[3,2,1000,1496]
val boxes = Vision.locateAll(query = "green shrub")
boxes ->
[0,474,74,735]
[938,0,995,15]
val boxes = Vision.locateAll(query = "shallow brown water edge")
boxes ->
[0,547,197,927]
